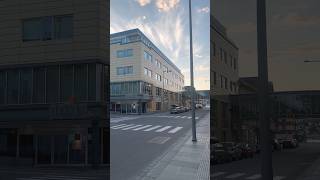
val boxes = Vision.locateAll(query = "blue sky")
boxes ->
[111,0,210,90]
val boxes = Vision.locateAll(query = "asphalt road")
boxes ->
[212,142,320,180]
[110,109,209,180]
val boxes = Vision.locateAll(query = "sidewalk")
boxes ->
[296,157,320,180]
[137,112,210,180]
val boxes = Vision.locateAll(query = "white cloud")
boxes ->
[156,0,180,12]
[195,65,209,72]
[135,0,151,6]
[197,6,209,14]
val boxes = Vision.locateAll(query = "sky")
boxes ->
[110,0,210,90]
[213,0,320,91]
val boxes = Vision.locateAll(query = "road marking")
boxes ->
[181,116,187,118]
[196,117,199,119]
[111,124,134,129]
[187,117,192,119]
[148,137,171,144]
[175,116,181,118]
[143,125,162,131]
[121,125,143,130]
[225,173,246,179]
[156,126,172,132]
[246,174,262,179]
[133,125,153,131]
[110,124,127,128]
[168,127,183,134]
[212,172,226,177]
[273,176,286,180]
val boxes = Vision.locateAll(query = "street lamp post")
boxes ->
[257,0,273,179]
[189,0,197,142]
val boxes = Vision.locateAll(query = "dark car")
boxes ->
[239,143,254,158]
[211,143,232,164]
[221,142,240,161]
[273,139,283,151]
[281,139,297,148]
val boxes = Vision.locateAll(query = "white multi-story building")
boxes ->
[110,29,184,113]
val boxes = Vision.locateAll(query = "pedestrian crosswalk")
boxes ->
[16,175,100,180]
[110,115,199,123]
[150,115,199,120]
[211,172,286,179]
[110,123,183,134]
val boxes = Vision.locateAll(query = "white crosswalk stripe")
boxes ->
[121,125,143,130]
[133,125,153,131]
[168,127,183,134]
[246,174,261,179]
[143,125,162,131]
[111,124,134,129]
[111,124,184,134]
[156,126,172,132]
[212,172,226,177]
[225,173,246,179]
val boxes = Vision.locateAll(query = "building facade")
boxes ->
[110,29,184,114]
[210,15,239,142]
[0,0,108,166]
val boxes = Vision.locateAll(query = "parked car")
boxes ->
[196,104,203,109]
[212,143,232,164]
[221,142,240,161]
[273,139,283,151]
[170,105,179,114]
[239,143,254,158]
[281,139,297,148]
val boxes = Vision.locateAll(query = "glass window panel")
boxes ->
[22,18,41,41]
[33,67,45,103]
[54,15,73,39]
[88,64,96,101]
[42,16,53,40]
[46,66,59,103]
[20,68,32,104]
[7,69,19,104]
[60,65,73,102]
[75,64,87,101]
[0,71,5,104]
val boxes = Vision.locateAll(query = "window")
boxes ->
[42,16,53,40]
[7,70,19,104]
[230,81,233,92]
[163,65,168,72]
[234,58,237,70]
[0,71,5,104]
[225,77,228,89]
[213,42,216,56]
[22,15,73,41]
[220,75,223,88]
[224,51,228,64]
[88,64,96,101]
[213,71,217,85]
[155,60,161,68]
[20,68,32,104]
[117,49,133,58]
[117,66,133,75]
[33,67,45,103]
[75,64,87,101]
[144,67,148,76]
[22,18,41,41]
[144,51,152,63]
[230,55,233,67]
[220,48,223,61]
[60,65,73,102]
[54,15,73,39]
[164,78,168,85]
[148,69,152,78]
[46,66,59,103]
